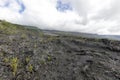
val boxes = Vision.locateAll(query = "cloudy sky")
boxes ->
[0,0,120,35]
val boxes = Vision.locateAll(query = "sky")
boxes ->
[0,0,120,35]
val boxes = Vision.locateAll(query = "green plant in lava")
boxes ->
[10,57,19,76]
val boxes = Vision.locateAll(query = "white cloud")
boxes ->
[0,0,120,35]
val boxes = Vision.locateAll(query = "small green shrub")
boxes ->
[28,64,33,72]
[40,60,46,65]
[10,57,19,76]
[25,57,30,64]
[3,58,9,63]
[47,55,52,61]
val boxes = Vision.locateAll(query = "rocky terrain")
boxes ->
[0,20,120,80]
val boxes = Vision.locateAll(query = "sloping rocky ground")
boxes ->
[0,20,120,80]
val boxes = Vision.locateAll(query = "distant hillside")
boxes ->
[0,20,120,80]
[0,20,42,35]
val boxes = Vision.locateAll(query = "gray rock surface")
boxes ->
[0,20,120,80]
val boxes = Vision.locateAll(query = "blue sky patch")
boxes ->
[16,0,25,13]
[0,0,25,13]
[56,0,72,12]
[0,1,10,7]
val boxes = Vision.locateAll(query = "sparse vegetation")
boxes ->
[10,57,19,76]
[3,57,9,63]
[0,20,17,34]
[0,20,43,36]
[28,64,33,72]
[0,20,120,80]
[40,60,46,65]
[0,52,3,57]
[25,57,30,64]
[21,33,28,39]
[47,55,52,61]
